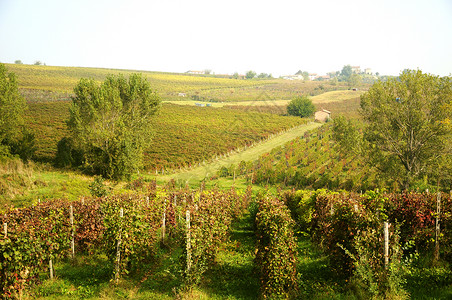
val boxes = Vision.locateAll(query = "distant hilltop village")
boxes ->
[185,65,378,81]
[282,66,374,81]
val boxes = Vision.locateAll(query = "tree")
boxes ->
[340,65,352,80]
[246,70,256,79]
[34,61,42,66]
[0,63,26,157]
[287,96,315,118]
[68,73,160,179]
[14,60,23,64]
[360,70,451,189]
[332,116,362,156]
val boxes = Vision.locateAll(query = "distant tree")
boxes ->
[246,70,256,79]
[14,60,23,64]
[0,63,27,157]
[340,65,352,80]
[34,61,42,66]
[232,72,239,79]
[360,70,452,189]
[258,73,272,79]
[287,96,315,118]
[375,72,380,77]
[204,69,212,75]
[295,70,309,80]
[68,73,160,179]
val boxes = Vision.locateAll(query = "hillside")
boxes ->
[24,102,306,170]
[6,63,354,102]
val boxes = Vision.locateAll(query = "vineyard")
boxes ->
[5,63,354,102]
[218,124,389,191]
[2,184,451,298]
[23,102,305,170]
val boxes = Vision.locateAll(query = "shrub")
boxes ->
[287,96,315,118]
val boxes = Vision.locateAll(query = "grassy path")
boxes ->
[200,211,259,299]
[157,122,321,185]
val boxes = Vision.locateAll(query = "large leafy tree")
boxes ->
[287,96,315,118]
[68,73,160,179]
[0,63,27,157]
[360,70,451,189]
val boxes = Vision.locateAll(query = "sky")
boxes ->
[0,0,451,77]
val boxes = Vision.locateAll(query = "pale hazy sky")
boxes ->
[1,0,451,76]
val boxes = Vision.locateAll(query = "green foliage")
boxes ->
[0,63,27,155]
[245,70,256,79]
[287,95,315,118]
[340,65,352,80]
[360,70,452,189]
[341,225,413,299]
[332,116,362,156]
[55,137,83,168]
[282,189,319,234]
[68,73,160,179]
[8,127,37,162]
[255,193,298,298]
[308,190,452,281]
[89,176,109,197]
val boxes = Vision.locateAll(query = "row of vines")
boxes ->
[283,189,452,297]
[220,124,393,191]
[0,183,251,298]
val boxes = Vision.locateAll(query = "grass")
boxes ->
[311,90,365,104]
[201,211,259,299]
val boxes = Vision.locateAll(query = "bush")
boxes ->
[89,176,109,197]
[287,96,315,118]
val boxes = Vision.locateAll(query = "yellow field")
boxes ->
[165,90,363,107]
[311,90,365,103]
[5,63,357,102]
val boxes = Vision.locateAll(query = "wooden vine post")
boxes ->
[434,192,441,262]
[186,210,191,275]
[49,259,54,280]
[115,208,124,283]
[69,205,75,259]
[161,199,167,243]
[384,221,389,269]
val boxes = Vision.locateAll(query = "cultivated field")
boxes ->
[6,63,354,102]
